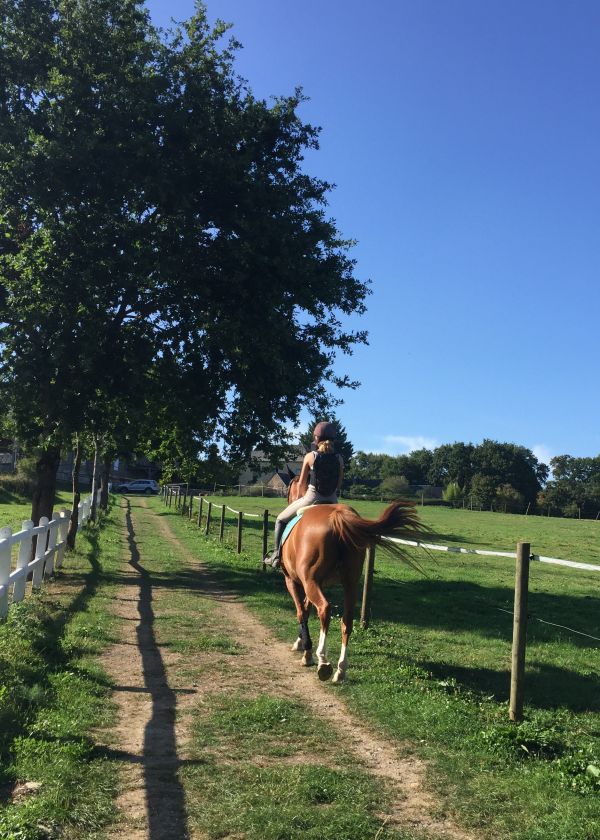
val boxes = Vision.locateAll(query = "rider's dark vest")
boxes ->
[309,452,340,496]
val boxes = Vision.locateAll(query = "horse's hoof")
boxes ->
[302,651,314,667]
[332,668,346,684]
[317,662,333,681]
[291,638,304,652]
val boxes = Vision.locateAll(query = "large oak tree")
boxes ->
[0,0,369,522]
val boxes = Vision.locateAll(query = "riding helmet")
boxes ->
[313,421,337,441]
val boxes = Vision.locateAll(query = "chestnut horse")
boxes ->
[280,475,421,682]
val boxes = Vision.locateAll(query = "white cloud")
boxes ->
[381,435,440,454]
[532,444,554,466]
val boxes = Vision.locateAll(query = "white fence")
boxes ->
[0,491,100,619]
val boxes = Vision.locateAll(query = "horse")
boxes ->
[279,473,422,682]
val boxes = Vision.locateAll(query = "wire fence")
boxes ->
[162,484,600,716]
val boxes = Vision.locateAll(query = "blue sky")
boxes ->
[146,0,600,463]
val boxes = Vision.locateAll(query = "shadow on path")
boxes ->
[125,500,190,840]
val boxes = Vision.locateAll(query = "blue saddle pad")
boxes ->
[281,512,303,547]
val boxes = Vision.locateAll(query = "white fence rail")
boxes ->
[0,490,100,619]
[386,536,600,573]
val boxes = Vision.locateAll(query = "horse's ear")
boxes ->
[287,465,296,479]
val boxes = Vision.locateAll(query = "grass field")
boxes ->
[188,492,600,564]
[158,494,600,840]
[0,503,123,839]
[0,489,75,531]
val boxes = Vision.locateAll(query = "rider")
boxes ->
[263,420,344,569]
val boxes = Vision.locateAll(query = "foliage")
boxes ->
[379,474,410,498]
[442,481,463,502]
[555,748,600,794]
[0,0,369,514]
[544,455,600,519]
[495,482,525,513]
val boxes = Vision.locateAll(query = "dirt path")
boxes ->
[102,498,474,840]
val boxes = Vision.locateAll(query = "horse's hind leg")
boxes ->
[284,577,313,666]
[304,580,332,681]
[333,571,358,684]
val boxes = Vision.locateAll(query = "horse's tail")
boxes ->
[329,500,425,569]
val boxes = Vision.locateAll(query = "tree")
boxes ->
[442,481,463,502]
[543,455,600,517]
[471,440,546,504]
[495,483,524,513]
[379,475,410,499]
[469,474,497,508]
[0,1,369,522]
[428,442,475,488]
[345,451,388,485]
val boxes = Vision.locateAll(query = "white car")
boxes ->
[116,479,159,495]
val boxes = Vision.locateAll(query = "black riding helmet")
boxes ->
[313,421,337,441]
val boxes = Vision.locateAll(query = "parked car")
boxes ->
[116,478,160,495]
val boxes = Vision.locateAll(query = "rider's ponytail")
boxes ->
[317,440,334,454]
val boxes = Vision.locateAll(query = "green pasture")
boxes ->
[0,502,122,839]
[0,489,74,531]
[190,493,600,565]
[158,495,600,840]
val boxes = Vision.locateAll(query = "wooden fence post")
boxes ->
[509,541,530,722]
[360,544,376,629]
[181,486,188,514]
[262,510,269,559]
[219,505,225,541]
[197,496,204,528]
[237,511,243,554]
[205,502,212,536]
[188,494,193,520]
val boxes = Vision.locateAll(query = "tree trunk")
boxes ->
[31,447,61,525]
[67,438,82,550]
[99,454,111,511]
[30,447,61,562]
[90,436,99,522]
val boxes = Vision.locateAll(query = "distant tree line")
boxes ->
[537,456,600,519]
[344,442,600,518]
[344,440,547,510]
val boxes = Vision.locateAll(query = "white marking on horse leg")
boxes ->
[302,650,314,666]
[316,629,328,666]
[332,642,348,683]
[291,637,304,652]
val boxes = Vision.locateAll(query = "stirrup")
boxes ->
[263,551,281,569]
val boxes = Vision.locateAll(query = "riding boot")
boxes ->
[264,520,286,568]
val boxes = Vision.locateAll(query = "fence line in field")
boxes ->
[0,490,100,619]
[162,485,598,719]
[386,536,600,573]
[162,484,600,574]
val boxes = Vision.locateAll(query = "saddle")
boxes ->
[281,511,305,548]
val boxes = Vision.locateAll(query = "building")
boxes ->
[237,448,304,488]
